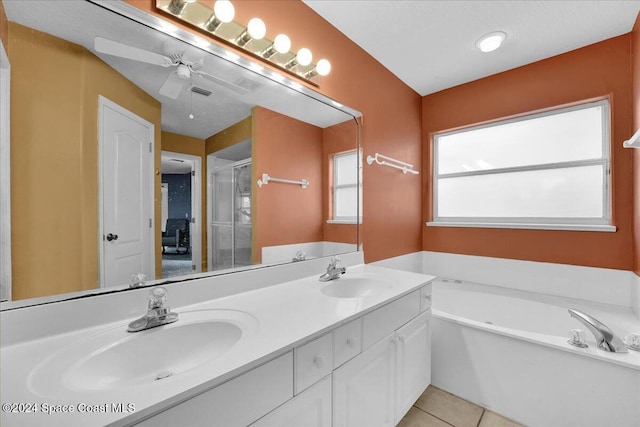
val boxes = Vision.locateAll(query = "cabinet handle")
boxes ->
[313,356,325,369]
[346,337,356,347]
[398,335,406,343]
[423,294,431,301]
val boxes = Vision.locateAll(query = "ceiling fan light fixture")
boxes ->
[176,63,191,79]
[476,31,507,53]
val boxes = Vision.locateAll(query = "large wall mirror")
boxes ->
[0,0,361,309]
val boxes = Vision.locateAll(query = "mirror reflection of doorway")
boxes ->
[161,152,202,278]
[207,139,252,271]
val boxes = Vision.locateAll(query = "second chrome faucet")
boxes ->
[319,256,346,282]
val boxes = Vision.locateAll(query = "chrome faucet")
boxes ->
[292,250,306,262]
[568,309,628,353]
[319,256,346,282]
[127,287,179,332]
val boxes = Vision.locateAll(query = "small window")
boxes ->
[331,150,362,223]
[430,100,613,231]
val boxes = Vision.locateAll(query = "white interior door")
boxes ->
[99,96,154,287]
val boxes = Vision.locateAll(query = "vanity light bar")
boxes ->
[156,0,331,85]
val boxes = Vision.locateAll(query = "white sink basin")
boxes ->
[321,277,393,298]
[29,309,258,397]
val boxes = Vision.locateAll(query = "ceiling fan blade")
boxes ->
[159,72,188,99]
[180,47,204,68]
[94,37,173,67]
[194,70,250,95]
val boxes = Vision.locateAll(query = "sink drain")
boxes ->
[155,371,173,381]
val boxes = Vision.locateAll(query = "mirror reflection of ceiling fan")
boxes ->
[94,37,251,99]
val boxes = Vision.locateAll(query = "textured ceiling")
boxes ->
[304,0,640,96]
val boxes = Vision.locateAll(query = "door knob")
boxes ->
[106,233,119,241]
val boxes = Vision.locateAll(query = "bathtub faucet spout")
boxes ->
[568,309,628,353]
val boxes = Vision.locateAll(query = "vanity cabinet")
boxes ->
[333,334,397,427]
[294,332,334,394]
[250,375,332,427]
[135,284,431,427]
[333,305,431,427]
[395,309,432,422]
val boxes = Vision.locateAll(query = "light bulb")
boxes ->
[315,59,331,76]
[247,18,266,40]
[273,34,291,54]
[214,0,235,23]
[476,31,506,53]
[189,112,194,119]
[296,48,312,66]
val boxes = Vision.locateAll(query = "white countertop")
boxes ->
[1,264,434,427]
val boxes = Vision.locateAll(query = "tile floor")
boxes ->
[398,386,526,427]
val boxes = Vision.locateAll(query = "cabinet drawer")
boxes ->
[136,351,293,427]
[334,318,362,368]
[420,284,432,312]
[362,290,420,349]
[295,332,333,394]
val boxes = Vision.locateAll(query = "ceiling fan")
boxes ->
[94,37,250,99]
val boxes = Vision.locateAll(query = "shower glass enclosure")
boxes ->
[210,159,252,271]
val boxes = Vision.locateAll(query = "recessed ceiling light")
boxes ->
[476,31,507,53]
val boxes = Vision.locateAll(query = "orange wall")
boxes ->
[633,14,640,275]
[423,35,634,270]
[127,0,423,263]
[10,22,161,299]
[252,106,323,263]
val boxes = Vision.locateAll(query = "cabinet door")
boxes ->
[333,334,396,427]
[250,375,332,427]
[395,309,431,424]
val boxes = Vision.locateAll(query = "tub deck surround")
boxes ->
[0,263,434,427]
[374,251,639,427]
[433,279,640,370]
[374,251,637,309]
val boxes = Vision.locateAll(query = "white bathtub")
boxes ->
[431,278,640,427]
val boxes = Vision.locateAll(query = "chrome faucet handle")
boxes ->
[130,272,146,289]
[328,256,340,269]
[293,250,306,262]
[148,287,168,309]
[568,309,628,353]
